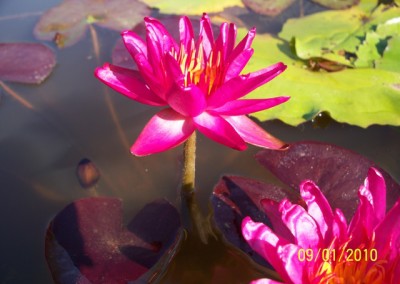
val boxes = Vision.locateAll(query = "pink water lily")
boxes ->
[242,168,400,283]
[95,14,288,156]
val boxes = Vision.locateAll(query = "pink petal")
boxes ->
[250,279,284,284]
[167,84,207,117]
[261,199,295,243]
[375,199,400,262]
[224,48,254,82]
[242,217,306,284]
[211,97,289,116]
[242,217,294,283]
[215,22,236,61]
[131,108,195,156]
[208,62,287,108]
[228,27,256,64]
[94,63,165,106]
[333,208,348,243]
[121,30,148,59]
[279,199,322,248]
[224,116,285,149]
[193,112,246,150]
[179,16,194,53]
[300,180,335,242]
[144,17,178,53]
[199,14,214,57]
[364,167,387,222]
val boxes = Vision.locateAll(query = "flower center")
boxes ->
[175,40,223,94]
[312,242,398,284]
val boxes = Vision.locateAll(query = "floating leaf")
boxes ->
[311,0,359,9]
[376,35,400,72]
[46,197,182,283]
[76,158,100,189]
[212,141,400,264]
[34,0,150,47]
[242,0,296,16]
[0,43,56,84]
[242,31,400,127]
[139,0,243,15]
[278,4,400,67]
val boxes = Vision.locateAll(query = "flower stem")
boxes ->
[181,132,209,243]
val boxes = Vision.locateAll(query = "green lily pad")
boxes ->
[242,0,296,16]
[311,0,359,9]
[376,35,400,72]
[140,0,243,15]
[278,4,400,67]
[34,0,150,48]
[242,31,400,127]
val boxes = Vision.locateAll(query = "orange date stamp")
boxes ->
[297,248,378,262]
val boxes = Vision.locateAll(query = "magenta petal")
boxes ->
[216,22,236,61]
[242,217,300,284]
[364,167,387,222]
[121,30,148,58]
[199,14,214,57]
[193,112,246,150]
[224,48,254,82]
[144,17,178,53]
[212,97,289,116]
[228,27,255,63]
[261,199,295,243]
[208,62,287,108]
[251,279,284,284]
[224,116,285,149]
[131,108,195,156]
[167,84,207,117]
[300,180,334,241]
[179,16,194,53]
[95,63,165,106]
[375,199,400,261]
[279,200,322,248]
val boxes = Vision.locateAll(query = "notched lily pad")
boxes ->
[212,141,400,264]
[0,43,56,84]
[242,0,296,16]
[34,0,151,48]
[45,197,181,284]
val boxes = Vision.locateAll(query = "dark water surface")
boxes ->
[1,0,399,283]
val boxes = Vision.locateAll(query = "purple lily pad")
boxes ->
[311,0,358,9]
[212,141,400,265]
[112,15,220,69]
[46,197,181,283]
[256,141,400,220]
[34,0,151,48]
[0,43,56,84]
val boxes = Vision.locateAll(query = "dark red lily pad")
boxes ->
[212,141,400,266]
[212,176,298,267]
[46,197,181,284]
[242,0,296,16]
[112,15,220,69]
[34,0,151,48]
[0,43,56,84]
[256,141,400,220]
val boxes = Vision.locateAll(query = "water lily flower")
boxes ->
[242,168,400,283]
[95,14,288,156]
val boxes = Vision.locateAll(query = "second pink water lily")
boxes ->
[95,14,288,156]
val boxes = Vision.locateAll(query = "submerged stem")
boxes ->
[181,132,210,243]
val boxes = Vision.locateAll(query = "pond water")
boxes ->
[0,0,399,283]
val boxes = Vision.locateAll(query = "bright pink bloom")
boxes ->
[95,14,288,156]
[242,168,400,283]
